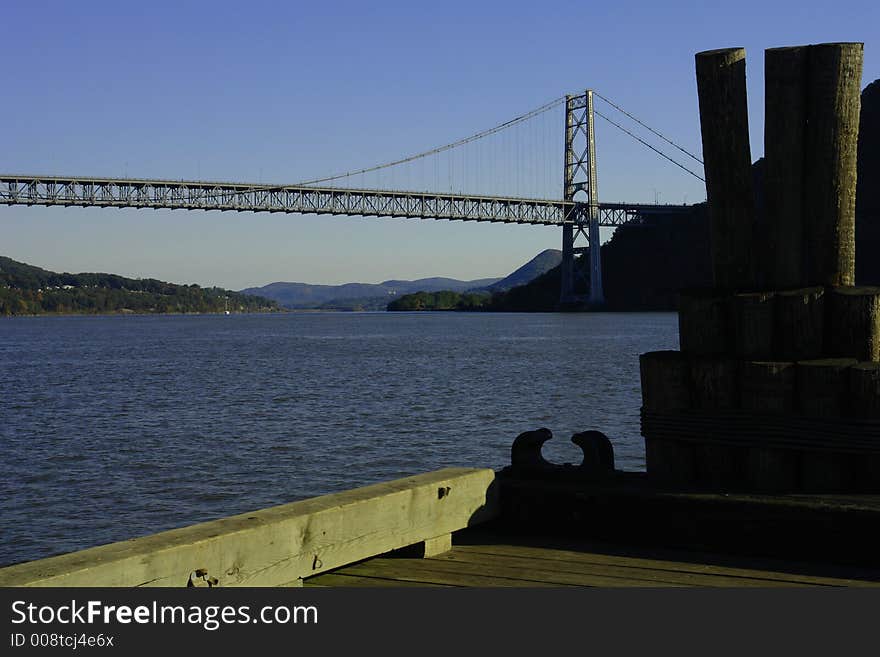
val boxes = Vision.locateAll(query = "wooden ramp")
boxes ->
[304,526,880,588]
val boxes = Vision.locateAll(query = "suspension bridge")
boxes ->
[0,90,702,306]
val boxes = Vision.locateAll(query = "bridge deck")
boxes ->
[302,526,880,588]
[0,175,690,227]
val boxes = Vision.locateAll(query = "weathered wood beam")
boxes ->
[0,468,498,587]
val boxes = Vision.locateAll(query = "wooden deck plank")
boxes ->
[302,573,451,588]
[439,549,814,587]
[306,526,880,588]
[318,559,566,587]
[318,554,694,588]
[452,543,880,587]
[454,531,880,586]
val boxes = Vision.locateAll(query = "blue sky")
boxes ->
[2,0,877,289]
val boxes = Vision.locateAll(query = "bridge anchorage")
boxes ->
[1,89,698,307]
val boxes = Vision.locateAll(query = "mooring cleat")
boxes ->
[510,427,555,472]
[571,430,616,478]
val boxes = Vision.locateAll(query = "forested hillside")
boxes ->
[0,257,279,316]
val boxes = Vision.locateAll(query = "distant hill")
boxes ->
[483,249,562,293]
[0,257,279,316]
[241,276,501,310]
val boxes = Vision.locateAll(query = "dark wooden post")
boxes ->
[640,351,696,486]
[798,358,857,491]
[848,362,880,491]
[803,42,864,287]
[741,361,798,491]
[733,292,775,360]
[797,358,857,417]
[764,46,808,290]
[695,47,757,291]
[691,358,743,488]
[828,286,880,361]
[774,287,825,360]
[849,362,880,418]
[678,290,731,355]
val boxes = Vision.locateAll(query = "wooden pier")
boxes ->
[2,466,879,588]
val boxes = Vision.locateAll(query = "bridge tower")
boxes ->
[560,90,604,307]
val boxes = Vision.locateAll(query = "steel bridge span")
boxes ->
[1,90,699,305]
[0,175,685,228]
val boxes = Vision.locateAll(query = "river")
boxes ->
[0,311,677,566]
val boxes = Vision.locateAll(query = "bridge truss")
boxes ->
[0,175,683,228]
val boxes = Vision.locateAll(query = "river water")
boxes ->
[0,311,677,566]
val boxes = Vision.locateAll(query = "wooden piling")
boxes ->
[695,47,757,291]
[690,358,739,410]
[690,357,744,489]
[774,287,825,361]
[848,362,880,418]
[678,290,731,355]
[849,362,880,491]
[740,361,796,413]
[732,292,775,360]
[640,351,692,411]
[828,286,880,361]
[741,361,799,491]
[796,358,856,417]
[640,351,696,486]
[803,42,864,287]
[798,357,858,491]
[764,46,808,290]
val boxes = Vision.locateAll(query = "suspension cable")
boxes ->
[294,96,566,187]
[593,91,704,165]
[594,109,705,182]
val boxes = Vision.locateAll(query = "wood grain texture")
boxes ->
[0,468,498,587]
[695,48,757,291]
[828,286,880,361]
[305,530,880,587]
[640,350,691,410]
[678,291,731,355]
[803,43,863,287]
[775,287,825,361]
[764,46,809,289]
[740,361,796,413]
[733,292,775,359]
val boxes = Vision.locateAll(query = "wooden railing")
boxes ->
[0,468,498,587]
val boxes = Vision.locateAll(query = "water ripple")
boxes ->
[0,312,677,566]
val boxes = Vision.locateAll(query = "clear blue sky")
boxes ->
[2,0,877,289]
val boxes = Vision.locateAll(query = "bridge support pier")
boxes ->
[588,216,604,306]
[559,219,604,308]
[560,224,576,303]
[560,89,603,309]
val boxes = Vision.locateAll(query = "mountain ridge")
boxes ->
[241,250,562,310]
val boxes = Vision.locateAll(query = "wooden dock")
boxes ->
[4,466,879,588]
[304,526,880,588]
